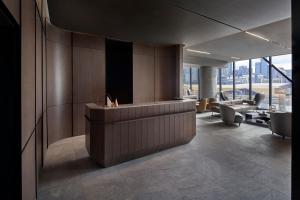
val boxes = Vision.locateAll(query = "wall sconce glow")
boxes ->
[186,49,211,54]
[245,31,270,42]
[231,57,240,60]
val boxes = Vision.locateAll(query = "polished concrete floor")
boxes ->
[39,113,291,200]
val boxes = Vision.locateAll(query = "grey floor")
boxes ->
[39,113,291,200]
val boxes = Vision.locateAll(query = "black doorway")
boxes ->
[0,2,21,199]
[105,39,133,104]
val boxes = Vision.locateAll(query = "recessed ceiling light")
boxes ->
[186,49,211,54]
[245,31,270,42]
[231,57,240,60]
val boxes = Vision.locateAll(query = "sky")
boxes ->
[236,54,292,70]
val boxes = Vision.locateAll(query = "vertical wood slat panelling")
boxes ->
[104,124,113,164]
[72,33,105,136]
[133,44,155,103]
[22,132,36,200]
[133,44,180,103]
[46,41,72,107]
[47,105,72,144]
[21,0,36,150]
[21,1,36,199]
[164,115,170,147]
[87,101,196,167]
[36,11,42,123]
[155,46,177,101]
[46,23,73,145]
[18,0,48,198]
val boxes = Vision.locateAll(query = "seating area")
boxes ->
[194,92,292,139]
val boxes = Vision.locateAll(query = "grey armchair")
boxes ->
[269,112,292,139]
[219,104,244,126]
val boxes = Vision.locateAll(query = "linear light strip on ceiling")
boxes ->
[231,57,240,60]
[186,49,211,54]
[245,31,270,42]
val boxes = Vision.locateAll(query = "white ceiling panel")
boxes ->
[170,0,291,30]
[186,18,291,62]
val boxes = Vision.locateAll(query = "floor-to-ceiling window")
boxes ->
[183,63,200,98]
[183,65,191,96]
[216,68,221,100]
[220,62,234,99]
[251,58,270,109]
[235,60,250,99]
[191,67,199,98]
[271,54,292,111]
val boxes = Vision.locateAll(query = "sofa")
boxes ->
[210,93,265,115]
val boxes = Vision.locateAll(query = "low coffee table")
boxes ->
[245,110,270,128]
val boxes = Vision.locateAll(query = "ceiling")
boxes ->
[47,0,291,65]
[186,18,291,63]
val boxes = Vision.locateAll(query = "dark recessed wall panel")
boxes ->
[106,39,133,104]
[133,44,155,103]
[21,0,36,149]
[47,104,72,144]
[22,132,36,200]
[2,0,20,24]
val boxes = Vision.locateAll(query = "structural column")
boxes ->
[199,66,217,99]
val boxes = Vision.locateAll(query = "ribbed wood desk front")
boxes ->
[85,100,196,167]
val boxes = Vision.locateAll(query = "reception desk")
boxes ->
[85,100,196,167]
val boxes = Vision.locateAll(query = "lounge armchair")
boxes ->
[206,98,217,110]
[196,98,208,113]
[269,112,292,139]
[219,104,244,126]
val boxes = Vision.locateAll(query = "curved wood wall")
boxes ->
[46,23,73,144]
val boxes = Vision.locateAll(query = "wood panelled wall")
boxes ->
[3,0,182,198]
[46,23,73,144]
[2,0,49,199]
[46,38,181,142]
[133,44,179,103]
[72,33,106,136]
[46,31,106,142]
